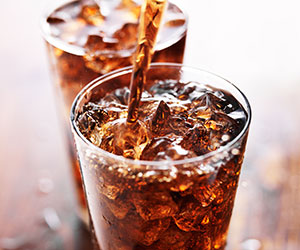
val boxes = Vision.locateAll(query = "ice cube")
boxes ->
[97,171,124,200]
[214,90,243,113]
[190,93,216,120]
[150,101,171,135]
[100,102,128,121]
[138,218,171,246]
[84,35,118,53]
[180,124,210,156]
[132,191,178,220]
[76,102,108,138]
[188,234,212,250]
[204,112,241,150]
[153,223,192,249]
[138,99,160,122]
[177,81,197,100]
[212,203,233,226]
[170,173,195,194]
[80,4,104,26]
[173,197,211,232]
[206,113,239,133]
[100,94,122,109]
[89,118,149,158]
[83,106,150,157]
[169,113,193,136]
[103,193,132,219]
[150,79,179,97]
[113,88,131,105]
[94,0,121,17]
[158,144,195,161]
[110,120,150,159]
[193,181,224,207]
[97,181,123,200]
[113,23,138,49]
[119,211,171,246]
[141,137,196,161]
[140,138,171,161]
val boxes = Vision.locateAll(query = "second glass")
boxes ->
[41,0,188,223]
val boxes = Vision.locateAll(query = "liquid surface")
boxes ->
[77,79,247,161]
[45,0,186,55]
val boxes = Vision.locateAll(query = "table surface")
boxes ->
[1,0,300,249]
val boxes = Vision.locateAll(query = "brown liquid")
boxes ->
[127,0,168,123]
[43,0,187,222]
[44,0,187,112]
[76,75,249,249]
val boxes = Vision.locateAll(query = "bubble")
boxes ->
[221,134,230,142]
[232,148,240,155]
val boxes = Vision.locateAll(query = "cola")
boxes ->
[71,64,251,250]
[41,0,187,222]
[43,0,187,112]
[127,0,168,123]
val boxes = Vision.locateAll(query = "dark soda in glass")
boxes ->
[71,63,251,249]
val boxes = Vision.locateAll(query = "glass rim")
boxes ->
[71,62,251,167]
[39,0,189,57]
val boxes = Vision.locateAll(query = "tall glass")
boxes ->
[71,63,251,250]
[41,0,188,223]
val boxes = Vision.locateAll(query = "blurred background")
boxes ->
[0,0,300,249]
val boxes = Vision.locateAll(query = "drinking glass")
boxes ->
[71,63,251,250]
